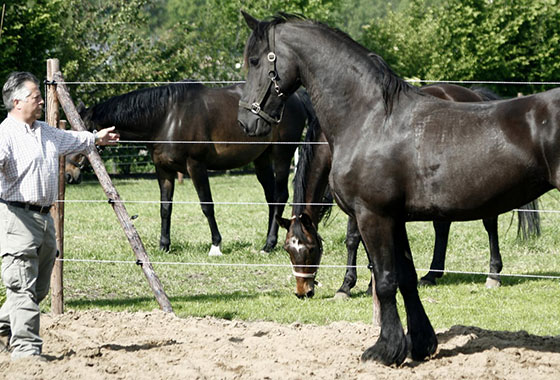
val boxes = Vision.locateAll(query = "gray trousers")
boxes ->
[0,203,57,359]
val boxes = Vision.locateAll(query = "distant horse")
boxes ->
[237,13,559,366]
[277,83,541,299]
[80,82,314,255]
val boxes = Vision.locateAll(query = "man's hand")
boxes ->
[95,126,120,146]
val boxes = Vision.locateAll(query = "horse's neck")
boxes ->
[285,24,389,140]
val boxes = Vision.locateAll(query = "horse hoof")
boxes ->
[418,278,436,287]
[485,277,501,288]
[208,245,223,256]
[260,245,274,253]
[361,336,408,366]
[333,291,350,300]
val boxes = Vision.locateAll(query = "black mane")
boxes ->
[292,117,322,217]
[247,13,416,117]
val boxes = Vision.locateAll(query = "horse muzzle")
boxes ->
[294,275,316,299]
[238,108,273,137]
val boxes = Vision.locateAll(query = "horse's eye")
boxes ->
[249,57,259,66]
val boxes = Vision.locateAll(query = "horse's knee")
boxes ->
[375,274,398,300]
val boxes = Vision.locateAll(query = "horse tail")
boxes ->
[319,185,334,225]
[517,199,541,240]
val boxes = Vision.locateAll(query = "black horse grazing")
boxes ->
[80,82,314,255]
[278,83,541,299]
[238,13,559,366]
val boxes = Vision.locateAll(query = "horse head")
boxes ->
[64,152,87,184]
[238,11,301,138]
[277,212,323,299]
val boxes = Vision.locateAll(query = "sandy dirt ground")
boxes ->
[0,309,559,379]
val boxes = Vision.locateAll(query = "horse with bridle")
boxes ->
[237,13,558,366]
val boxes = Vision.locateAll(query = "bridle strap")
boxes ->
[292,269,317,279]
[67,156,86,170]
[240,25,285,124]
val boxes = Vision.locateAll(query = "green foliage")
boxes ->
[361,0,560,96]
[0,0,65,116]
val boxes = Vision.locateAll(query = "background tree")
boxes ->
[0,0,64,115]
[360,0,560,96]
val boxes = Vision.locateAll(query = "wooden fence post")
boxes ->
[47,59,64,315]
[52,70,173,313]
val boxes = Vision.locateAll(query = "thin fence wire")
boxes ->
[57,258,560,281]
[55,199,555,214]
[55,79,560,86]
[115,140,327,145]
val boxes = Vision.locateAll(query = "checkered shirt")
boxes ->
[0,115,95,207]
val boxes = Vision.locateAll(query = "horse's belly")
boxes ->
[405,173,548,221]
[204,145,267,170]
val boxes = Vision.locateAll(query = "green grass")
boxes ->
[2,173,559,336]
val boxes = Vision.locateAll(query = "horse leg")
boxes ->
[334,216,361,298]
[396,222,438,361]
[483,217,502,288]
[253,152,278,253]
[156,167,175,251]
[186,159,222,256]
[419,220,451,286]
[358,212,410,366]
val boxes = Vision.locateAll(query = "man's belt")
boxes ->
[0,199,52,214]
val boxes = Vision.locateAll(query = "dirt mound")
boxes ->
[0,309,558,379]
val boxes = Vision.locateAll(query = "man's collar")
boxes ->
[7,114,39,132]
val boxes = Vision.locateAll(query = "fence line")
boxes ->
[116,140,327,145]
[54,79,560,86]
[57,258,560,281]
[54,199,554,214]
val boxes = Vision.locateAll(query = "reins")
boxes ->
[239,25,285,124]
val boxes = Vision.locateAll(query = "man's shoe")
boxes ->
[0,333,10,353]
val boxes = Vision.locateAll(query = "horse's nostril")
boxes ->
[306,290,315,298]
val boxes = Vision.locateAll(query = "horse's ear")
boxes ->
[275,215,291,230]
[241,10,259,31]
[299,213,314,231]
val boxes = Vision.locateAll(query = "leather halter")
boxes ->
[239,25,285,124]
[67,155,86,170]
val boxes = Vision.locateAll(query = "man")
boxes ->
[0,71,119,361]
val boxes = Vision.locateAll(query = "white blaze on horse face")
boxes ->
[288,236,306,254]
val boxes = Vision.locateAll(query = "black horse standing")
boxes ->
[80,82,314,255]
[278,83,540,300]
[238,13,558,366]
